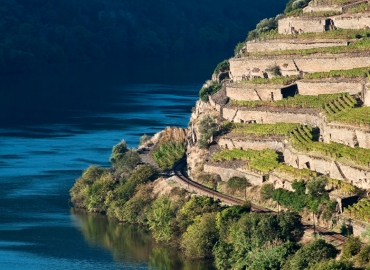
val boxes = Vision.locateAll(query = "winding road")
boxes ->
[172,158,348,245]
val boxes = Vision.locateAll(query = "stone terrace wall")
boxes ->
[222,106,323,127]
[303,4,343,13]
[226,83,284,101]
[283,147,370,189]
[278,17,326,34]
[332,12,370,29]
[218,137,285,152]
[230,53,370,82]
[221,106,370,148]
[323,122,370,148]
[246,39,349,53]
[203,164,264,185]
[297,78,365,96]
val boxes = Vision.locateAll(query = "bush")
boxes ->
[227,176,248,191]
[356,245,370,266]
[234,42,245,56]
[341,236,362,260]
[146,196,175,242]
[139,134,151,146]
[285,239,338,270]
[213,60,230,75]
[152,142,185,169]
[110,140,129,165]
[260,183,274,200]
[199,81,222,102]
[266,64,282,76]
[198,115,217,148]
[306,259,354,270]
[182,212,219,258]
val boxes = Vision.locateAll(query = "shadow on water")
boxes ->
[71,209,216,270]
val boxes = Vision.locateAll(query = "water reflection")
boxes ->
[71,209,215,270]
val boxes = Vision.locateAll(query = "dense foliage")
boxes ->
[199,81,222,102]
[198,115,218,148]
[0,0,288,72]
[152,142,185,169]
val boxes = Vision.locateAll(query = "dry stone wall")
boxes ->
[332,12,370,29]
[203,164,264,185]
[297,78,364,96]
[278,17,326,34]
[246,39,348,53]
[218,137,285,152]
[226,84,284,101]
[230,53,370,82]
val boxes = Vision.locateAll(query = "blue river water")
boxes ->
[0,55,227,269]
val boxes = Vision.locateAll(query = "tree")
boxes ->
[198,115,217,148]
[286,239,338,270]
[260,183,274,200]
[356,244,370,266]
[306,259,354,270]
[341,236,362,260]
[306,176,328,198]
[146,196,175,242]
[182,212,219,258]
[110,140,129,165]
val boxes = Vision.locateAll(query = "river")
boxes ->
[0,54,228,269]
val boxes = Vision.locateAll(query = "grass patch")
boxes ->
[152,142,185,169]
[247,75,300,85]
[304,66,370,79]
[212,148,279,173]
[231,122,301,136]
[230,92,356,110]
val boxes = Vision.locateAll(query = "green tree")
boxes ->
[110,140,129,165]
[306,176,328,198]
[306,259,354,270]
[146,196,175,242]
[356,244,370,266]
[198,115,217,148]
[182,212,219,258]
[341,236,362,260]
[177,196,222,233]
[260,183,275,200]
[285,239,338,270]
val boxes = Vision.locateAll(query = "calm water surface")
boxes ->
[0,55,227,269]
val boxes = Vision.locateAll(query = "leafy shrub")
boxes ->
[198,115,217,148]
[306,259,354,270]
[234,42,245,56]
[110,140,129,165]
[341,236,362,260]
[247,15,282,41]
[199,81,222,102]
[356,245,370,266]
[152,142,185,169]
[182,212,219,258]
[146,196,175,242]
[260,183,275,200]
[213,60,230,75]
[266,64,282,76]
[227,176,248,191]
[285,239,338,270]
[139,134,151,146]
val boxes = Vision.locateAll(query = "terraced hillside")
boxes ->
[187,0,370,237]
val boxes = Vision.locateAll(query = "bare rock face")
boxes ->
[159,126,187,144]
[186,100,220,179]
